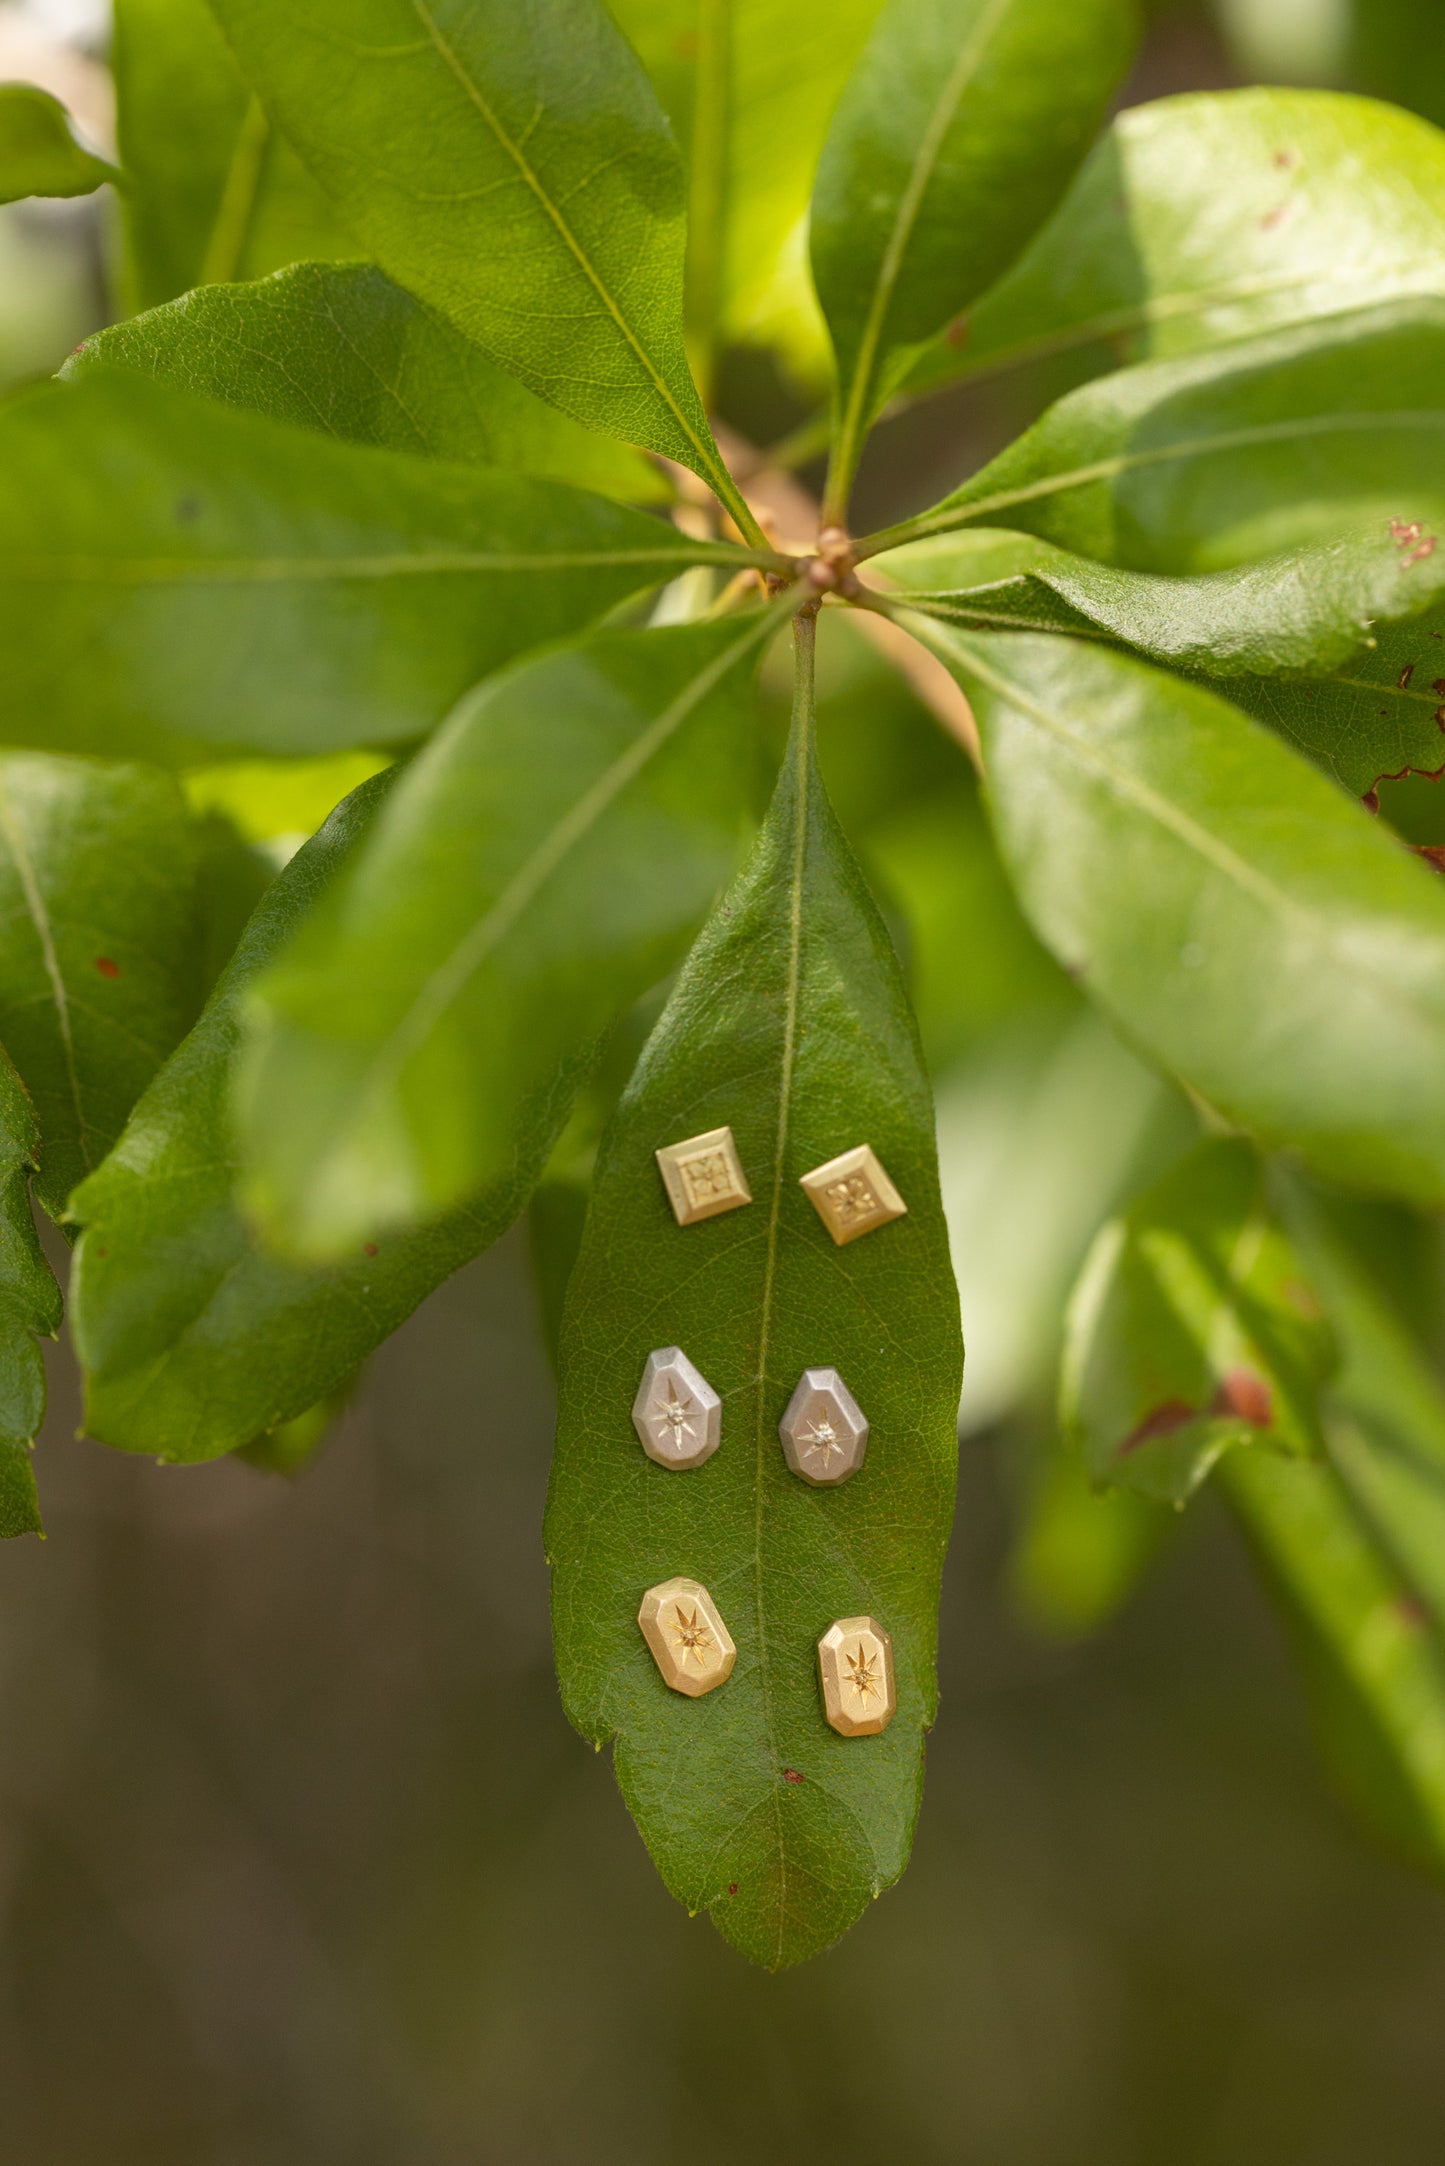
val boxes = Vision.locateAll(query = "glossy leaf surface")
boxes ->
[0,84,115,205]
[207,0,745,518]
[240,613,782,1256]
[918,627,1445,1205]
[1223,620,1445,801]
[810,0,1135,509]
[114,0,352,306]
[547,634,962,1969]
[904,300,1445,571]
[69,774,540,1461]
[70,261,664,503]
[0,756,200,1218]
[610,0,884,380]
[902,89,1445,405]
[0,1052,63,1539]
[1061,1140,1333,1506]
[0,373,750,766]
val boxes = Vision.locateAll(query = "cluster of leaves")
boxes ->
[6,0,1445,1968]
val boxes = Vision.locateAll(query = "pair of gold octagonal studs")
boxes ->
[639,1579,896,1738]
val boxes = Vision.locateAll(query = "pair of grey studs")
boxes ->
[631,1348,868,1487]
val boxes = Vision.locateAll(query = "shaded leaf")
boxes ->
[1008,1440,1172,1641]
[114,0,353,307]
[901,88,1445,407]
[239,612,787,1256]
[915,626,1445,1206]
[0,373,760,767]
[69,773,549,1461]
[893,299,1445,570]
[0,84,115,206]
[1061,1139,1333,1505]
[546,624,962,1969]
[0,1050,63,1539]
[1222,621,1445,802]
[610,0,885,382]
[810,0,1136,512]
[0,755,200,1218]
[207,0,752,525]
[69,260,665,504]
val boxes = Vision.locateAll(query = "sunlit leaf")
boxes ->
[0,84,115,206]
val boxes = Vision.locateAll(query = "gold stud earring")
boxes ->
[639,1577,736,1697]
[800,1143,906,1246]
[817,1615,895,1736]
[655,1124,752,1226]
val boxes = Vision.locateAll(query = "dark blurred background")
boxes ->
[5,2,1445,2160]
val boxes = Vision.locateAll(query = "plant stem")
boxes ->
[199,94,270,288]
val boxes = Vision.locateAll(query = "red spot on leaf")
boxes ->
[1406,538,1438,567]
[1363,787,1381,813]
[1392,518,1423,547]
[1396,1592,1429,1631]
[1213,1369,1273,1427]
[363,1242,378,1258]
[94,1246,107,1258]
[727,1883,738,1895]
[95,956,120,978]
[1399,664,1416,689]
[1259,202,1293,231]
[783,1768,804,1785]
[1274,148,1299,170]
[1415,844,1445,875]
[1281,1279,1321,1319]
[1432,679,1445,696]
[1120,1401,1196,1454]
[945,316,969,350]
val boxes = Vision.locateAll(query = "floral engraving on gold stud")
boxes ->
[632,1347,721,1470]
[817,1615,896,1736]
[655,1125,753,1227]
[639,1577,736,1697]
[779,1368,868,1486]
[800,1143,907,1246]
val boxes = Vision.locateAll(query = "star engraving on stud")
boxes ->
[799,1144,907,1246]
[779,1368,869,1486]
[817,1616,896,1736]
[632,1348,721,1470]
[639,1577,736,1697]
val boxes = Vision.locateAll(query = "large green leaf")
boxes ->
[546,621,962,1969]
[68,772,543,1461]
[0,84,116,206]
[1061,1139,1333,1507]
[900,89,1445,407]
[114,0,353,307]
[609,0,884,384]
[1221,619,1445,802]
[877,299,1445,571]
[809,0,1136,516]
[68,261,665,504]
[0,1050,63,1539]
[0,755,200,1219]
[0,373,764,767]
[207,0,754,531]
[239,611,786,1257]
[914,626,1445,1205]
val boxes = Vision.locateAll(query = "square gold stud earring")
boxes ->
[800,1144,906,1246]
[655,1124,752,1226]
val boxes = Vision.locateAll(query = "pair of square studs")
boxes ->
[655,1124,907,1246]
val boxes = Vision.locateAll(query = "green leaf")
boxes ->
[1218,618,1445,802]
[1061,1139,1334,1506]
[546,621,962,1970]
[914,626,1445,1206]
[0,1049,64,1540]
[206,0,755,531]
[608,0,885,385]
[0,755,200,1219]
[1,372,759,767]
[877,523,1445,683]
[1222,1445,1445,1870]
[114,0,354,306]
[900,88,1445,407]
[1007,1440,1172,1640]
[810,0,1137,517]
[886,299,1445,570]
[239,611,786,1257]
[68,772,544,1461]
[68,261,666,505]
[0,84,116,206]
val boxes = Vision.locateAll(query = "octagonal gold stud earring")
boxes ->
[639,1577,736,1697]
[800,1144,906,1246]
[817,1615,895,1736]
